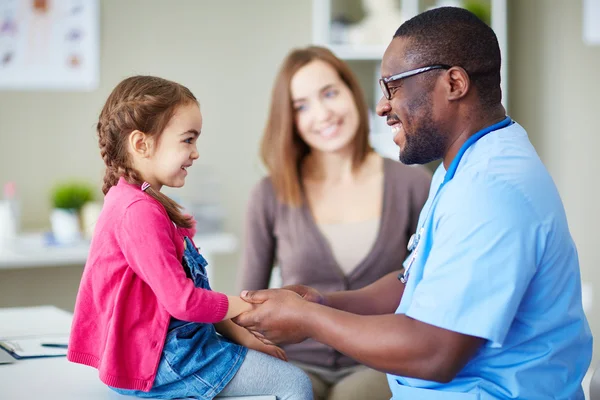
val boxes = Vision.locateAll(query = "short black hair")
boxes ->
[394,7,501,109]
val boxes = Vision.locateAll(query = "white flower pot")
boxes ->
[50,208,81,244]
[81,201,102,239]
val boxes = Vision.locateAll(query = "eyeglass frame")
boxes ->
[379,64,451,100]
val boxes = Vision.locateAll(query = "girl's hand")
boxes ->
[244,335,288,361]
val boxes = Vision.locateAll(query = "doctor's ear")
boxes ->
[128,130,153,157]
[444,66,470,101]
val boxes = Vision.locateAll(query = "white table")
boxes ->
[0,351,274,399]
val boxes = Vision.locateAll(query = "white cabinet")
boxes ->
[311,0,508,159]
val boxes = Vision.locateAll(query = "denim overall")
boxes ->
[112,236,247,399]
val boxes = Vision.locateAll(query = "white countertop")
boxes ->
[0,352,274,400]
[0,232,237,270]
[0,306,272,400]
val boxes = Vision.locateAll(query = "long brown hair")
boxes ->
[260,46,372,206]
[97,75,197,228]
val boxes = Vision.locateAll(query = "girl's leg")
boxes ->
[218,349,313,400]
[300,370,329,400]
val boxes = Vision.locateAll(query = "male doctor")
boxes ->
[235,6,593,399]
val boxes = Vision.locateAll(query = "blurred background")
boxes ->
[0,0,598,367]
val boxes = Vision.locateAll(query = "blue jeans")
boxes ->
[219,349,313,400]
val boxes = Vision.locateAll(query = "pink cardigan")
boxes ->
[67,178,229,391]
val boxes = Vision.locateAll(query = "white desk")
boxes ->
[0,352,274,400]
[0,355,126,399]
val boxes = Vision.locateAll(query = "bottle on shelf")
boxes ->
[0,181,20,247]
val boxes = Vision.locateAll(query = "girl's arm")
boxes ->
[223,296,253,320]
[120,201,229,323]
[215,318,287,361]
[215,318,257,345]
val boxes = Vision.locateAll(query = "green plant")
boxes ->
[463,0,492,26]
[51,181,95,211]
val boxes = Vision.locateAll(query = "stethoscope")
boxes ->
[399,116,513,284]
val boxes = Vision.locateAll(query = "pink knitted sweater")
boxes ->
[68,178,228,391]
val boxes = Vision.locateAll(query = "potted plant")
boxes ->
[50,181,94,244]
[462,0,491,26]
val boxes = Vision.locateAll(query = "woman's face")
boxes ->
[290,60,360,155]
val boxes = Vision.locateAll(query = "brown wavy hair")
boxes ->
[261,46,372,206]
[97,75,197,228]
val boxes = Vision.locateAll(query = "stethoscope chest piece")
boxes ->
[407,233,417,252]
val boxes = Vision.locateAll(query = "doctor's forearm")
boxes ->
[325,271,404,315]
[300,302,480,383]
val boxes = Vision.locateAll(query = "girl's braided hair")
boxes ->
[97,75,197,228]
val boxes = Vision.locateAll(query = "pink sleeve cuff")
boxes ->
[213,292,229,321]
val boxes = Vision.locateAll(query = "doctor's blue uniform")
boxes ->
[389,119,593,399]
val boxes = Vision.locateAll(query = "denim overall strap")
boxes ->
[182,236,212,290]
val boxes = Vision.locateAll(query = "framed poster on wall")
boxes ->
[0,0,99,91]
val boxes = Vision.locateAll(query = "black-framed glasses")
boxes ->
[379,64,451,100]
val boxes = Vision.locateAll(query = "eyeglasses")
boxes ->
[379,64,451,100]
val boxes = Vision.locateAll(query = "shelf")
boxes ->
[324,44,387,60]
[312,0,508,110]
[0,232,238,270]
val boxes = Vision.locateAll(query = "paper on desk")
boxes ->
[0,306,72,359]
[0,305,72,339]
[0,335,69,358]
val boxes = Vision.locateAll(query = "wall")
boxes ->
[0,0,312,309]
[509,0,600,362]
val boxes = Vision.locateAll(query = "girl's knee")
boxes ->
[288,367,313,400]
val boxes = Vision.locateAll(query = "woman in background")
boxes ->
[238,46,431,400]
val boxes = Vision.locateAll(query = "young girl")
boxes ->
[67,75,313,400]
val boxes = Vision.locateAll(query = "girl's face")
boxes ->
[145,103,202,190]
[291,60,360,156]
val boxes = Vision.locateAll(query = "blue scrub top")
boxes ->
[388,122,593,399]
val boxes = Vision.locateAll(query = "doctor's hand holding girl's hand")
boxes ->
[234,289,311,345]
[281,284,325,305]
[216,297,288,361]
[227,296,289,361]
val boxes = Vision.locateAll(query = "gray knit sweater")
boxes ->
[238,158,432,368]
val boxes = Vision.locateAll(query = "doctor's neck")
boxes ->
[442,104,506,169]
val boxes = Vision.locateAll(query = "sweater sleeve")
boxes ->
[118,199,229,323]
[237,178,277,292]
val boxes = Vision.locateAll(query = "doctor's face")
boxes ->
[376,37,448,165]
